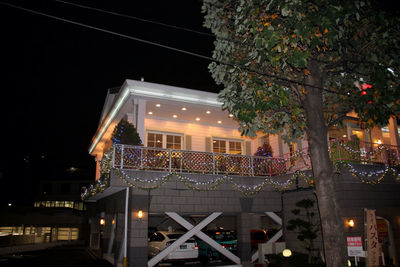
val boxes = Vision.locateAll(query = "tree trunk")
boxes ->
[302,61,347,267]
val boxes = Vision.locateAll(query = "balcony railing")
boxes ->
[328,139,400,166]
[111,139,400,177]
[111,144,311,176]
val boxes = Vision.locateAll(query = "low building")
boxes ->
[0,179,90,249]
[86,80,400,266]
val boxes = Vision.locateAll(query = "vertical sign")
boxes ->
[366,209,380,267]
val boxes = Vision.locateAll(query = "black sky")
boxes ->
[0,0,221,206]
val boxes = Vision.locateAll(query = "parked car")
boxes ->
[198,229,237,261]
[148,230,199,261]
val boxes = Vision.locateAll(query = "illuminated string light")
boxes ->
[82,144,399,200]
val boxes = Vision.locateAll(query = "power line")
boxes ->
[0,1,212,61]
[54,0,215,38]
[0,1,344,96]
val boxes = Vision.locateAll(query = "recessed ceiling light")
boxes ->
[196,117,200,121]
[217,120,222,124]
[181,107,187,111]
[206,110,211,114]
[148,111,153,115]
[229,114,234,118]
[156,104,161,107]
[173,114,178,118]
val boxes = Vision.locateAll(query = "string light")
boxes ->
[82,143,399,200]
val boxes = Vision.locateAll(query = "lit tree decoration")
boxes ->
[112,119,142,146]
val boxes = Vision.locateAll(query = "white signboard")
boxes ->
[347,236,363,257]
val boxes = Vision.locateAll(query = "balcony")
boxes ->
[110,139,400,177]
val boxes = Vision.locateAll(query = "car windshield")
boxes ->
[166,234,183,240]
[214,231,236,241]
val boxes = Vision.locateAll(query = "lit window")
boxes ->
[213,140,226,154]
[166,135,182,149]
[147,132,182,150]
[147,133,163,148]
[213,139,242,154]
[229,141,242,154]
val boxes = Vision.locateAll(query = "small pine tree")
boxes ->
[286,199,320,265]
[111,119,142,146]
[254,142,273,157]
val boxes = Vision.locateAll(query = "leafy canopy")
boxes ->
[203,0,400,141]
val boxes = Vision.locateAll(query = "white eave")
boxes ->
[89,80,223,155]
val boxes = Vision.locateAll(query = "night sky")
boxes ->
[0,0,221,206]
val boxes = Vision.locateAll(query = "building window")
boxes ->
[213,138,242,154]
[213,139,226,153]
[147,132,182,150]
[166,135,181,149]
[147,133,163,148]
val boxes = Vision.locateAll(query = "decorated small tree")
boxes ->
[111,119,142,146]
[254,142,273,157]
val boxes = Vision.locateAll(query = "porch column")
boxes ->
[388,116,400,147]
[136,99,146,145]
[127,194,149,267]
[237,212,261,266]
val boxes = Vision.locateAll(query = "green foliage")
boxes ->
[287,199,320,264]
[111,119,142,146]
[202,0,400,140]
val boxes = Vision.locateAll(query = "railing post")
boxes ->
[269,159,272,177]
[121,145,124,169]
[337,139,341,162]
[180,152,183,173]
[112,146,116,168]
[250,157,253,176]
[212,153,216,175]
[169,149,172,173]
[140,148,143,169]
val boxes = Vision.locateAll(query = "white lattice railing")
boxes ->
[110,140,400,177]
[111,144,311,176]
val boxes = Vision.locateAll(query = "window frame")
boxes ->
[146,131,184,150]
[212,137,243,155]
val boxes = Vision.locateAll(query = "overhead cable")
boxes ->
[0,1,344,95]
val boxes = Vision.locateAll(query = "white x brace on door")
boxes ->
[251,212,283,262]
[147,212,241,267]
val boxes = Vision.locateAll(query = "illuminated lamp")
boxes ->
[346,219,355,228]
[282,249,292,257]
[100,218,105,226]
[138,210,143,219]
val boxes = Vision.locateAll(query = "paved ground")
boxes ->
[0,245,113,267]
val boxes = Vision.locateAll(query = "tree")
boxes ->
[287,199,320,265]
[111,119,142,146]
[254,142,273,157]
[202,1,400,266]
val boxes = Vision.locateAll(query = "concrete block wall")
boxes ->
[94,164,400,265]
